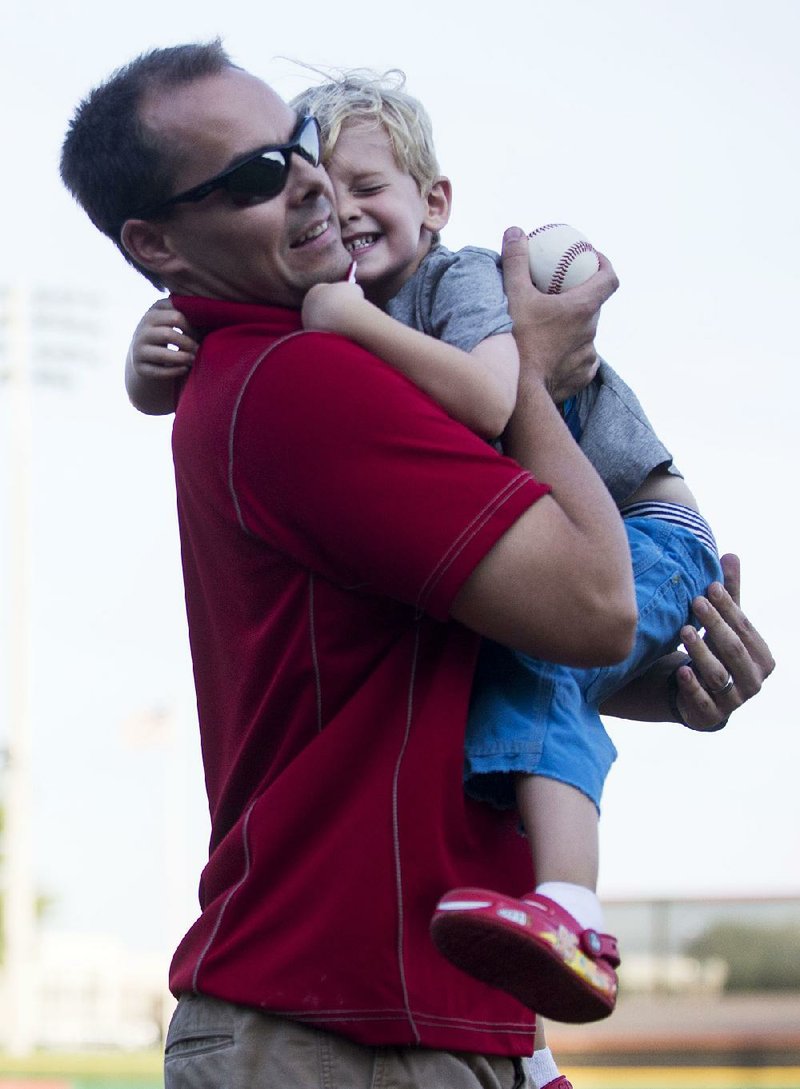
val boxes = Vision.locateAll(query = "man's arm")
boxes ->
[450,229,638,666]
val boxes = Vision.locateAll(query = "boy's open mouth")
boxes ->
[345,233,381,255]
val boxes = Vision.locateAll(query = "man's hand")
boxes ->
[674,553,775,730]
[501,227,618,402]
[599,554,774,727]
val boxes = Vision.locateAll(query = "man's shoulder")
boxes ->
[230,330,426,420]
[171,294,302,340]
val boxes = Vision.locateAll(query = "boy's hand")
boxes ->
[501,227,618,401]
[301,281,367,336]
[130,298,199,379]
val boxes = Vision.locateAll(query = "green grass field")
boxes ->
[0,1054,798,1089]
[0,1051,161,1089]
[565,1068,800,1089]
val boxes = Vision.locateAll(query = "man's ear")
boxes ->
[120,218,184,279]
[423,176,452,233]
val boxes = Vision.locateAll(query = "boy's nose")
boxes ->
[336,191,362,222]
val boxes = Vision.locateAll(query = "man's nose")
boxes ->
[287,153,330,202]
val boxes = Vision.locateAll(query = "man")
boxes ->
[61,42,772,1089]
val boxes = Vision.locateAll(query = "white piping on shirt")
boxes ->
[308,572,323,733]
[227,331,307,536]
[191,800,255,994]
[391,618,422,1043]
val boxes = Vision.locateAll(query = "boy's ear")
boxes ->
[423,176,452,232]
[120,218,185,280]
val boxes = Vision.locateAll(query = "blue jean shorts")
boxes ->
[463,517,723,812]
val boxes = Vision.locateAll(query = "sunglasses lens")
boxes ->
[225,152,287,204]
[297,117,321,167]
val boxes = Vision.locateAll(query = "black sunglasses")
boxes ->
[137,115,321,219]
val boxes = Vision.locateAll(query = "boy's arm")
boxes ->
[302,282,518,440]
[125,299,198,416]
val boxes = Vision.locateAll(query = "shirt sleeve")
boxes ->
[229,331,548,621]
[387,246,513,353]
[424,247,513,353]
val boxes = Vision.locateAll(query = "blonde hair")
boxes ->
[290,68,441,196]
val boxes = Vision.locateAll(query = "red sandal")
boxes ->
[431,887,619,1023]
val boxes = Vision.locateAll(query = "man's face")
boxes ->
[135,68,351,305]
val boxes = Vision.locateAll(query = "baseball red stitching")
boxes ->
[527,223,566,239]
[548,240,596,294]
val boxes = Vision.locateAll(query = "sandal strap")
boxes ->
[580,929,620,968]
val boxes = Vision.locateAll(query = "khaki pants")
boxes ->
[165,994,531,1089]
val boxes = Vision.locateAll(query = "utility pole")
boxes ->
[2,286,36,1055]
[1,286,98,1054]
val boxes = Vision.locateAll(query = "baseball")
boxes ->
[528,223,600,294]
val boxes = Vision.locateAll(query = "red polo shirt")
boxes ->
[167,297,549,1055]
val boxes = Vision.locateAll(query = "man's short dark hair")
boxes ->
[60,40,235,288]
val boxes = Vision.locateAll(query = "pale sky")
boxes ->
[1,0,798,957]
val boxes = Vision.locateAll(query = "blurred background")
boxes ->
[1,0,798,1083]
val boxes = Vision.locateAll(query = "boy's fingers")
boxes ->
[143,331,198,353]
[137,362,191,378]
[138,344,195,367]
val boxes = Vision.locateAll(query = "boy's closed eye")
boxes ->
[352,184,387,196]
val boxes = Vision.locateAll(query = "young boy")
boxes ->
[126,69,722,1049]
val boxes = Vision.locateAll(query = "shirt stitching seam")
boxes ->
[191,801,255,994]
[415,471,533,611]
[392,620,421,1043]
[228,330,308,537]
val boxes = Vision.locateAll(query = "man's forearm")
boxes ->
[505,367,634,617]
[600,651,685,722]
[453,230,638,664]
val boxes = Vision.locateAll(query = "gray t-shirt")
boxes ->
[386,243,680,505]
[386,244,511,352]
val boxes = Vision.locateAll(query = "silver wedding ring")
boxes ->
[708,673,734,697]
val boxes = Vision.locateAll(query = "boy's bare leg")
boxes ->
[430,770,619,1023]
[515,775,599,891]
[515,773,605,937]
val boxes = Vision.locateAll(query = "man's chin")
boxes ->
[320,251,353,285]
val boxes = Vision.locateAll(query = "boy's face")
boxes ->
[326,120,450,307]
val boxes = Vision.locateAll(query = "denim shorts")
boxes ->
[464,517,723,811]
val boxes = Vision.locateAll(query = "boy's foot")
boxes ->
[430,887,619,1023]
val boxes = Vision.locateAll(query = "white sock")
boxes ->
[526,1046,561,1088]
[534,881,604,932]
